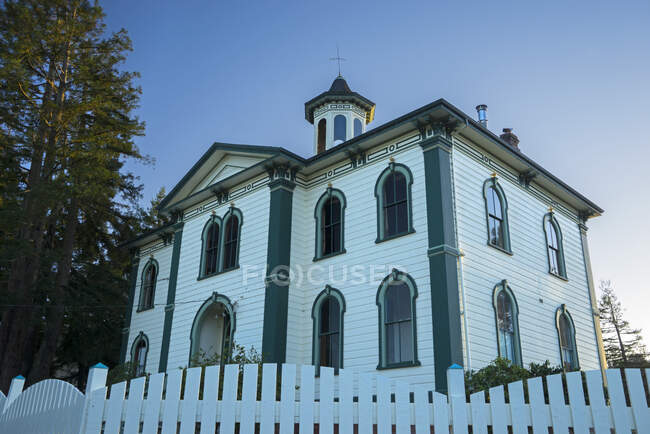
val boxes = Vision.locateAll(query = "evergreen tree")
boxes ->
[598,280,650,368]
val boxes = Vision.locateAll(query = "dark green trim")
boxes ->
[374,162,415,243]
[376,360,422,370]
[420,134,464,393]
[312,249,347,262]
[543,212,568,279]
[555,304,580,371]
[483,177,512,254]
[492,280,523,366]
[311,285,346,374]
[130,331,149,376]
[219,206,244,272]
[375,269,420,370]
[188,291,236,367]
[120,256,140,363]
[313,187,347,261]
[159,222,184,372]
[262,177,295,363]
[137,258,159,311]
[198,215,222,279]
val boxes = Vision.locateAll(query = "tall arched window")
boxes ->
[189,292,236,366]
[556,305,579,371]
[354,118,363,137]
[200,215,221,278]
[317,118,327,153]
[375,163,414,242]
[131,332,149,377]
[543,213,567,278]
[312,286,345,371]
[334,114,347,144]
[314,188,346,260]
[493,281,522,365]
[376,270,419,369]
[221,207,243,271]
[138,259,158,311]
[483,178,511,253]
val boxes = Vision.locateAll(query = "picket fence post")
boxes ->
[79,362,108,434]
[447,365,468,434]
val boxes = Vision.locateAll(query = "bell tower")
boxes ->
[304,75,375,154]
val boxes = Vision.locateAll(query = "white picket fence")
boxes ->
[0,364,649,433]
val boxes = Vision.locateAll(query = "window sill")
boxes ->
[487,242,513,256]
[136,306,154,313]
[313,249,347,262]
[197,265,241,281]
[548,271,568,282]
[375,228,416,244]
[377,360,421,370]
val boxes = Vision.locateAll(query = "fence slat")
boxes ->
[565,371,589,434]
[508,380,527,434]
[548,374,569,434]
[395,380,410,434]
[433,391,449,434]
[239,364,259,434]
[413,387,430,434]
[180,367,201,434]
[358,373,372,434]
[377,375,391,434]
[469,391,487,434]
[625,368,650,433]
[199,365,221,434]
[606,369,632,433]
[585,370,610,434]
[123,377,145,433]
[261,364,278,434]
[448,367,468,434]
[142,373,164,434]
[83,387,107,434]
[280,364,296,434]
[488,386,507,434]
[338,368,353,434]
[299,364,315,434]
[320,367,334,434]
[104,381,126,434]
[161,369,182,434]
[220,364,239,434]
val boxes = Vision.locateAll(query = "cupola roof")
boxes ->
[304,75,375,124]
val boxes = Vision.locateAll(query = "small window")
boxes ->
[131,333,148,377]
[334,114,346,144]
[314,188,346,260]
[543,213,567,278]
[375,163,414,242]
[317,119,326,153]
[376,270,419,369]
[201,217,221,277]
[138,260,157,311]
[493,281,521,365]
[222,213,240,270]
[312,286,345,371]
[190,292,236,366]
[483,179,511,253]
[556,305,579,371]
[354,118,363,137]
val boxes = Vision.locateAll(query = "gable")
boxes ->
[192,155,266,193]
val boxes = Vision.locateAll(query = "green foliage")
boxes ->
[107,361,137,386]
[465,358,563,396]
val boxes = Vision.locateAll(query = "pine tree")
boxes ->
[598,280,650,368]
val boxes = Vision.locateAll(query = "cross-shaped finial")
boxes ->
[330,45,346,77]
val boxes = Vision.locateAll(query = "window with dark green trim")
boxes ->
[138,259,158,311]
[483,178,511,253]
[543,213,567,278]
[374,163,414,243]
[131,332,149,377]
[200,215,221,278]
[314,188,346,260]
[311,286,345,371]
[189,292,236,367]
[221,207,243,271]
[556,305,579,371]
[376,269,420,369]
[493,280,522,366]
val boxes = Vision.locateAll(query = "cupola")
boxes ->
[304,75,375,154]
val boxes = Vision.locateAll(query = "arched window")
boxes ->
[543,213,567,278]
[312,286,345,371]
[317,118,326,153]
[493,281,522,365]
[375,163,414,242]
[354,118,363,137]
[138,259,158,311]
[200,215,221,278]
[556,305,579,371]
[314,188,346,260]
[189,292,236,366]
[221,207,243,271]
[334,114,346,144]
[131,332,149,377]
[376,269,420,369]
[483,178,511,253]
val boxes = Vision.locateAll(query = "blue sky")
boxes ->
[103,1,650,344]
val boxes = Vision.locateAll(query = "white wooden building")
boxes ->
[122,76,606,391]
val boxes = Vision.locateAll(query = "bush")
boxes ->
[465,358,563,397]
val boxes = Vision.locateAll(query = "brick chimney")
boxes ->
[500,128,520,150]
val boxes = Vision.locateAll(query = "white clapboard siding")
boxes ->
[1,364,649,433]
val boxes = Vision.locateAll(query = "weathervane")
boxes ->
[330,45,346,77]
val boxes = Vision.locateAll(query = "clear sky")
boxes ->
[103,1,650,343]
